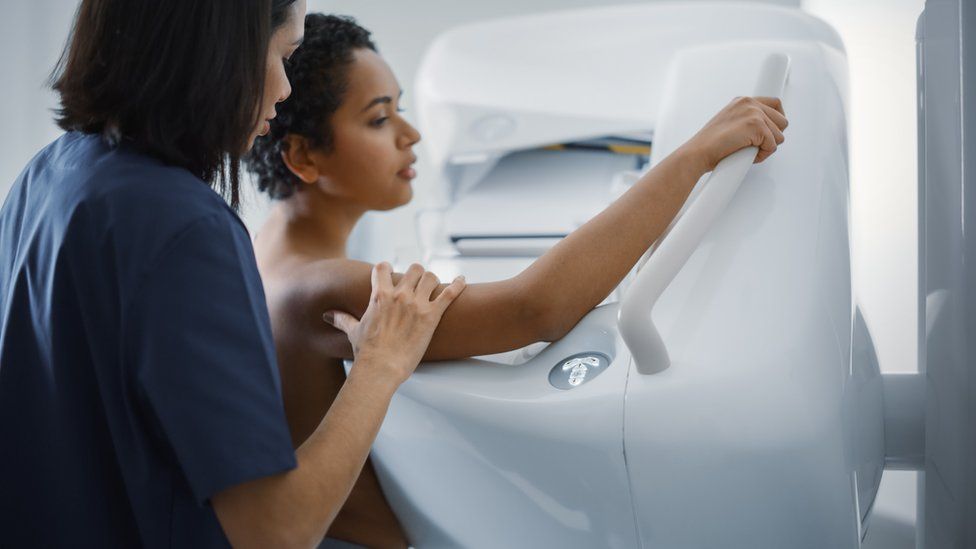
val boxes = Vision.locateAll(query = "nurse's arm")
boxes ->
[212,263,465,548]
[212,363,400,548]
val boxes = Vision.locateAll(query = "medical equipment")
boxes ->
[350,2,975,547]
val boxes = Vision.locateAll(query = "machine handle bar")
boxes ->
[618,53,791,375]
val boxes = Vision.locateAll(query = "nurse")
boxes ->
[0,1,464,547]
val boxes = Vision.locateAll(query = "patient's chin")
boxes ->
[374,186,413,211]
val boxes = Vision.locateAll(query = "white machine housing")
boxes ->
[354,3,906,548]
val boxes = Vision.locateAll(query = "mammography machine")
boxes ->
[350,2,975,547]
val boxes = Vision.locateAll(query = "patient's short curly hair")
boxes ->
[245,14,376,199]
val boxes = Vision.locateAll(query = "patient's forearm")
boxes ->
[517,144,708,338]
[416,145,708,358]
[299,145,709,360]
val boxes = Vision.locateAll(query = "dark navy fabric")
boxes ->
[0,132,297,548]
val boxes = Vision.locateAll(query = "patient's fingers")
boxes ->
[416,271,441,300]
[754,96,785,116]
[433,276,466,313]
[323,310,359,335]
[757,101,789,131]
[756,117,785,164]
[767,118,785,145]
[754,120,778,163]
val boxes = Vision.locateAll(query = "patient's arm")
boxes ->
[294,97,788,360]
[285,145,706,361]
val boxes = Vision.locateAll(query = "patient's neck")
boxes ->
[267,187,365,261]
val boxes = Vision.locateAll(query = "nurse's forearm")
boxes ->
[212,361,399,548]
[289,365,400,544]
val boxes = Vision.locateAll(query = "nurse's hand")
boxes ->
[323,262,466,385]
[681,96,788,171]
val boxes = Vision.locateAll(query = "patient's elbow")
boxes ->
[528,297,579,343]
[505,275,579,343]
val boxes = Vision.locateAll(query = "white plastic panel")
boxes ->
[416,1,844,198]
[621,41,868,548]
[444,149,637,243]
[362,306,638,548]
[618,52,791,375]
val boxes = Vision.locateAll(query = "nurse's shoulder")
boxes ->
[13,131,254,306]
[67,132,235,226]
[50,131,246,255]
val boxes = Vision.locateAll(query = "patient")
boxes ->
[245,13,788,549]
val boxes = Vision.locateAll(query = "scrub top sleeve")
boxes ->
[125,213,297,505]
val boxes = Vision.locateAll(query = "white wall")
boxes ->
[801,2,924,544]
[0,1,77,202]
[803,0,923,375]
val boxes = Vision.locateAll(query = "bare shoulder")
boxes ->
[290,258,373,296]
[265,258,375,322]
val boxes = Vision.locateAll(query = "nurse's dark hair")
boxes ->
[245,14,376,200]
[50,0,298,210]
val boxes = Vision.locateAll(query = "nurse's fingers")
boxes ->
[371,262,394,298]
[433,276,466,313]
[398,263,425,292]
[416,271,441,300]
[323,310,359,335]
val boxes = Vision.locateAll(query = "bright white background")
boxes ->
[0,1,923,546]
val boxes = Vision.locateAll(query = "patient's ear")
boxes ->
[280,134,320,184]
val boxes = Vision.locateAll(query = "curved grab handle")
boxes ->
[618,53,791,375]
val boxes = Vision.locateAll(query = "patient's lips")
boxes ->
[397,157,418,180]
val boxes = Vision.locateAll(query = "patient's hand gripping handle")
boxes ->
[618,53,791,375]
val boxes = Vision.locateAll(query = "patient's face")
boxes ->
[313,49,421,211]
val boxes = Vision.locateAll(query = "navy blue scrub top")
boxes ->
[0,132,297,547]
